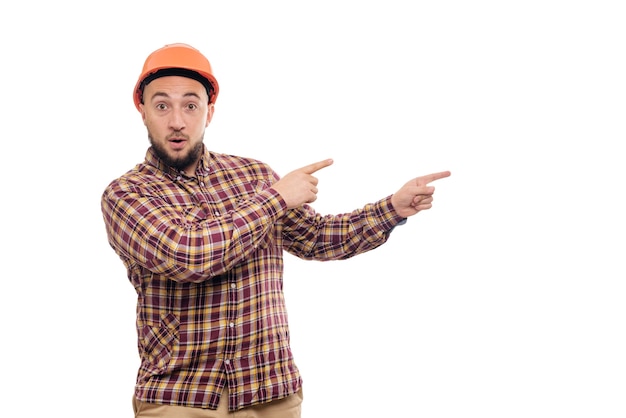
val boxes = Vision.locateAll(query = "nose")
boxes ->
[168,108,186,131]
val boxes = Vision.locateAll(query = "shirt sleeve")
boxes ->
[281,194,406,260]
[101,176,287,283]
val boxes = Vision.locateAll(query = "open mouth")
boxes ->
[168,138,187,150]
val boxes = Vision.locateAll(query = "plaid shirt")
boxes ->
[101,146,404,411]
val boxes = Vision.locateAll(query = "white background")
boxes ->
[1,1,625,417]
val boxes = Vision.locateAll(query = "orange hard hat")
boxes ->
[133,43,219,111]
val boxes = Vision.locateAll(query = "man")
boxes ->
[101,43,450,418]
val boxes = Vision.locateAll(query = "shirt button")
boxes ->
[230,283,236,289]
[200,181,205,186]
[229,322,235,328]
[214,211,220,216]
[224,359,230,365]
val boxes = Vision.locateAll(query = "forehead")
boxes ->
[144,76,207,99]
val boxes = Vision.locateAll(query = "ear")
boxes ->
[140,104,147,126]
[206,104,215,127]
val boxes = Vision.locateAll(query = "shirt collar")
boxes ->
[144,145,212,179]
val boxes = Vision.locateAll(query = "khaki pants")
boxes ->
[133,388,303,418]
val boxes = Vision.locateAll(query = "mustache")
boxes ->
[166,131,190,140]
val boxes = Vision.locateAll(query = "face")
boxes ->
[140,76,214,174]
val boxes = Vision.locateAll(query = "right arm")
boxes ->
[101,176,287,283]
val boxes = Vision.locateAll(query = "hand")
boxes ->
[390,171,451,218]
[272,159,334,209]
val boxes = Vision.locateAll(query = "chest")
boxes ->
[160,174,271,221]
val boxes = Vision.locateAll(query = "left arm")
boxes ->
[281,195,404,261]
[281,169,451,260]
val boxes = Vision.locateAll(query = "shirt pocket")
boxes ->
[173,203,210,230]
[236,179,270,205]
[183,203,209,222]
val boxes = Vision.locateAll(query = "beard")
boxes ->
[149,132,204,172]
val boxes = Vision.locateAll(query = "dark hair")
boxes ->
[139,68,214,104]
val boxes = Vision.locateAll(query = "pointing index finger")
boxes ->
[418,170,452,185]
[300,158,334,174]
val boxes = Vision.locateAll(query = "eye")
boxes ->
[156,103,167,110]
[186,103,198,111]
